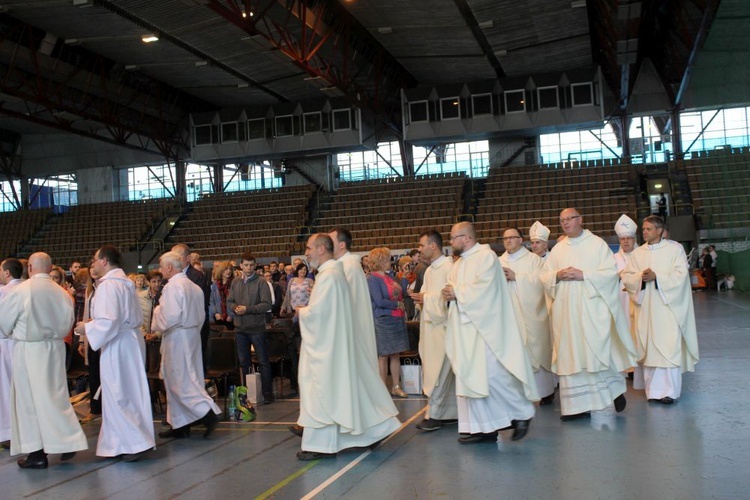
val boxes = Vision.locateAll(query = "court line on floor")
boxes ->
[714,296,750,312]
[300,406,427,500]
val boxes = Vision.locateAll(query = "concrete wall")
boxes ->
[76,166,116,204]
[20,134,163,177]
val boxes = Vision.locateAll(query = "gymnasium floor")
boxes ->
[2,290,748,499]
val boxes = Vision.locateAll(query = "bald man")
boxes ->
[0,253,87,469]
[540,209,636,421]
[295,234,400,460]
[442,222,538,444]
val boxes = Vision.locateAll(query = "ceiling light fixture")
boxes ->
[142,34,159,43]
[571,0,587,8]
[195,60,208,67]
[478,20,493,29]
[377,27,393,34]
[494,49,508,57]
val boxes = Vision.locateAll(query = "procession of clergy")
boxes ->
[0,206,699,468]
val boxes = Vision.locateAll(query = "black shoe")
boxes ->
[560,411,591,422]
[289,424,304,437]
[614,394,627,412]
[660,397,675,405]
[511,419,531,441]
[161,418,169,426]
[458,432,498,444]
[122,449,152,462]
[297,450,336,460]
[60,452,77,462]
[158,426,190,439]
[415,418,443,431]
[17,451,48,469]
[201,411,220,438]
[262,395,274,405]
[539,393,555,406]
[440,419,458,425]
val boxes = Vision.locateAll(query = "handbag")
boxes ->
[400,357,423,395]
[245,366,264,405]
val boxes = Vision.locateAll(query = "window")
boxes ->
[572,83,593,106]
[275,115,294,137]
[185,164,214,202]
[539,123,621,164]
[247,118,265,140]
[504,90,526,113]
[304,112,322,134]
[409,101,428,123]
[126,164,176,201]
[223,163,282,192]
[537,86,559,109]
[194,124,212,145]
[0,180,23,212]
[440,97,460,120]
[333,109,351,131]
[221,122,238,143]
[472,93,493,116]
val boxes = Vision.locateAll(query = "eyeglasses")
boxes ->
[449,234,467,241]
[560,215,581,223]
[502,236,522,241]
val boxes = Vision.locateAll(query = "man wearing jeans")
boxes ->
[228,253,274,403]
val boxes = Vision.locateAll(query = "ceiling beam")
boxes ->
[451,0,506,79]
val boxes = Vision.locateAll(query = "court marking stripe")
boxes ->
[300,406,428,500]
[254,461,320,500]
[714,296,750,312]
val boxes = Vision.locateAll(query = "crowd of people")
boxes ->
[0,207,700,468]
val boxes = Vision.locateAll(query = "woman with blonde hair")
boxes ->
[367,247,410,398]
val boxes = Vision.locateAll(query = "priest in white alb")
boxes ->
[152,251,221,438]
[0,253,88,469]
[295,234,401,460]
[499,227,555,404]
[0,257,24,448]
[540,208,636,421]
[79,245,155,462]
[529,221,551,260]
[411,229,457,432]
[443,222,538,444]
[613,214,641,382]
[329,228,398,421]
[621,215,699,404]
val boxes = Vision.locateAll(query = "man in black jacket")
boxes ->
[171,244,211,367]
[228,253,274,403]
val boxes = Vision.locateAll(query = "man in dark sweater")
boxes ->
[228,253,274,403]
[172,244,211,368]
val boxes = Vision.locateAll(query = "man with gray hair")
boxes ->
[0,253,88,469]
[153,252,221,438]
[621,215,699,404]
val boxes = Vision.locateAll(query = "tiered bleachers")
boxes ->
[316,173,465,251]
[0,208,51,258]
[682,148,750,229]
[475,162,636,242]
[32,199,175,265]
[170,185,315,260]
